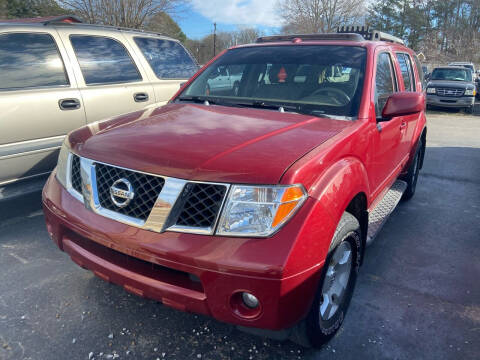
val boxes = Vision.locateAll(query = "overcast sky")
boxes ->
[177,0,282,39]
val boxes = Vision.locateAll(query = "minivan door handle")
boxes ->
[59,98,81,110]
[134,92,149,102]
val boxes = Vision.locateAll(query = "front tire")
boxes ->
[291,212,362,348]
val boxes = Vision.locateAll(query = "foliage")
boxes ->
[185,28,264,65]
[3,0,68,18]
[368,0,480,63]
[145,11,186,42]
[58,0,186,28]
[278,0,367,33]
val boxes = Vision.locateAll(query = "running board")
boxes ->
[367,180,407,245]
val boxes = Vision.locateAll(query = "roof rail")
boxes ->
[0,15,82,25]
[256,33,365,43]
[337,26,405,45]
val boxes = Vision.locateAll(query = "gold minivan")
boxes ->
[0,16,198,187]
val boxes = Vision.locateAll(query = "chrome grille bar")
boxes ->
[436,88,464,97]
[65,154,229,235]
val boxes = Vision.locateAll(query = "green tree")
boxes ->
[5,0,67,18]
[145,12,186,42]
[0,0,7,19]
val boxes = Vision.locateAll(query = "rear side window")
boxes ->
[413,55,424,90]
[0,32,69,91]
[396,53,415,91]
[70,35,142,85]
[375,52,397,117]
[134,37,197,79]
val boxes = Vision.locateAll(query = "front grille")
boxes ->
[95,163,165,221]
[176,183,227,228]
[71,155,82,194]
[436,88,464,97]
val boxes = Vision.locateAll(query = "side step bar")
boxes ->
[367,180,407,245]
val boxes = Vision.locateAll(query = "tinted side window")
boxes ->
[0,33,69,91]
[413,55,424,90]
[134,37,197,79]
[375,52,397,117]
[396,53,413,91]
[70,35,141,85]
[405,54,416,91]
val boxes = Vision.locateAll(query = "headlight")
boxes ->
[426,87,436,94]
[216,184,307,237]
[56,141,70,189]
[465,89,475,96]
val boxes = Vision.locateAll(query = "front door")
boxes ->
[57,28,155,123]
[0,30,85,185]
[369,50,404,198]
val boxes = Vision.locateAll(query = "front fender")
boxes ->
[284,157,370,277]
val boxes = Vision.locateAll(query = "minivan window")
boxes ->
[396,53,413,91]
[0,33,69,91]
[134,37,197,79]
[374,52,397,117]
[70,35,142,85]
[180,45,367,119]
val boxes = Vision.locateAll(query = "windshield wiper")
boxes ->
[228,100,300,113]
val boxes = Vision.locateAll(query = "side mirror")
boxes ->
[381,92,425,121]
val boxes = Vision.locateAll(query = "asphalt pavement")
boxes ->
[0,111,479,360]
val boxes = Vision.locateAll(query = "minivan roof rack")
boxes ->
[0,15,82,25]
[337,26,405,45]
[255,26,405,45]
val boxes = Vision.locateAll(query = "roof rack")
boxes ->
[0,17,177,40]
[0,15,82,25]
[337,26,405,45]
[255,26,405,45]
[256,33,365,43]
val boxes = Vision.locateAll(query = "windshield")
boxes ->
[179,45,367,119]
[431,68,472,82]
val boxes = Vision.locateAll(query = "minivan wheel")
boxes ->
[291,212,361,348]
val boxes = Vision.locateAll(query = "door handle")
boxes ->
[400,121,407,130]
[134,92,149,102]
[59,98,81,110]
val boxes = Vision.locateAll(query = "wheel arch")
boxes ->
[285,156,370,276]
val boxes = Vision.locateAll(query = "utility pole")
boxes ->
[213,22,217,57]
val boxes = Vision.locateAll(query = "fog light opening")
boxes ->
[241,292,259,309]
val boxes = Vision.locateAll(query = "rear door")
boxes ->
[0,28,85,185]
[57,28,155,123]
[125,35,198,104]
[395,51,419,157]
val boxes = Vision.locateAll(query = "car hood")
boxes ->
[69,103,352,184]
[428,80,474,88]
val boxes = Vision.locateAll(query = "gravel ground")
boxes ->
[0,110,479,360]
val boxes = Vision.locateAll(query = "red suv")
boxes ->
[43,30,426,347]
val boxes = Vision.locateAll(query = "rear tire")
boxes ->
[291,212,362,348]
[402,140,422,201]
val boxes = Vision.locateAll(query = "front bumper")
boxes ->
[42,173,322,330]
[427,94,474,108]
